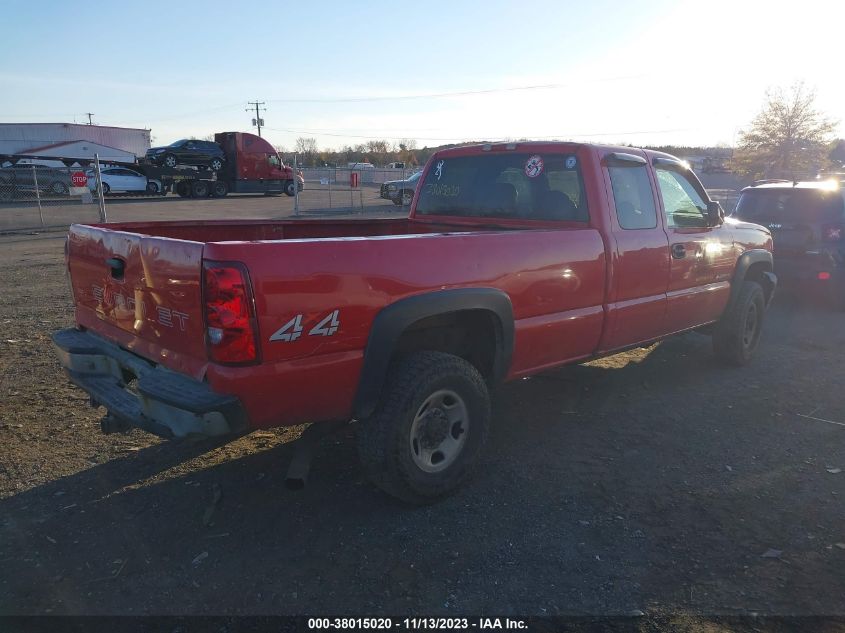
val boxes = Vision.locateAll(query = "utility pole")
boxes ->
[245,101,266,137]
[85,113,95,125]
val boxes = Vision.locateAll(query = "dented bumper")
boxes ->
[52,328,247,439]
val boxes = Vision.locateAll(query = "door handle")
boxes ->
[671,244,686,259]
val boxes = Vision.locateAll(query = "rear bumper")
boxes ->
[52,328,248,439]
[774,251,843,286]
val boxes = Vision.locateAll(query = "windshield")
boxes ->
[168,139,187,147]
[415,152,588,221]
[733,188,845,224]
[408,171,421,182]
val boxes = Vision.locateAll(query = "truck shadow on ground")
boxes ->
[1,298,843,615]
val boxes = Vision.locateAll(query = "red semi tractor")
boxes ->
[53,141,776,503]
[136,131,302,198]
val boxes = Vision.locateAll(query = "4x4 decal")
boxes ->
[270,310,340,342]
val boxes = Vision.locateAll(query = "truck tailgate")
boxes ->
[67,224,208,379]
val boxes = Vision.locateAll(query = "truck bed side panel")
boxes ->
[204,228,606,427]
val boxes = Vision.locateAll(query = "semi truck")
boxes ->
[135,131,302,198]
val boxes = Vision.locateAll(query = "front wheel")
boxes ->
[163,154,178,168]
[209,157,224,171]
[146,181,159,194]
[713,280,765,366]
[356,351,490,505]
[284,179,296,196]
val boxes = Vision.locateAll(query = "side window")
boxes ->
[655,168,708,228]
[608,164,657,229]
[268,154,280,167]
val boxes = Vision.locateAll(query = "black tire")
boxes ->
[0,178,14,202]
[192,180,210,197]
[713,280,765,366]
[100,182,111,195]
[211,181,229,197]
[209,157,224,172]
[146,181,159,194]
[175,181,191,197]
[401,189,414,206]
[284,179,296,197]
[356,351,490,505]
[50,181,68,195]
[163,153,178,168]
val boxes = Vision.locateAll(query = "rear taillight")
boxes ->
[202,261,260,365]
[822,224,843,242]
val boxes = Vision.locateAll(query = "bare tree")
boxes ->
[294,137,318,166]
[735,83,837,179]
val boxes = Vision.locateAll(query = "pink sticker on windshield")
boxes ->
[524,155,544,178]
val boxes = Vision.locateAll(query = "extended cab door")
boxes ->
[653,158,733,331]
[599,151,671,350]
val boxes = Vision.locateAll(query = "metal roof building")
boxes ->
[0,123,151,158]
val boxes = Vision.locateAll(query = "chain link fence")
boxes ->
[292,166,422,214]
[0,163,105,233]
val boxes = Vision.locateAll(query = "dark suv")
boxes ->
[145,139,226,171]
[0,163,71,200]
[732,181,844,307]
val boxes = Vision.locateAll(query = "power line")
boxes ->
[264,126,694,143]
[263,74,649,104]
[246,101,266,137]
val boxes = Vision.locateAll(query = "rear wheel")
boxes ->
[356,351,490,505]
[211,181,229,197]
[50,181,68,195]
[713,280,765,366]
[0,178,13,202]
[192,180,210,197]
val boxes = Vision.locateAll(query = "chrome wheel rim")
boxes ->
[409,389,469,473]
[165,156,176,167]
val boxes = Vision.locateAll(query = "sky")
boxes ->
[1,0,843,151]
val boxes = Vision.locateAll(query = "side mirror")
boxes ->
[706,200,724,226]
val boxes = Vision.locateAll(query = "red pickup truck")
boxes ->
[53,142,776,503]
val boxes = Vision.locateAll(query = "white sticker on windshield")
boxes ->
[565,156,577,169]
[434,160,445,180]
[524,155,544,178]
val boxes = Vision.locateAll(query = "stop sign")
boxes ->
[71,171,87,187]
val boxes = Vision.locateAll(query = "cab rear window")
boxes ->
[415,152,588,222]
[733,188,845,224]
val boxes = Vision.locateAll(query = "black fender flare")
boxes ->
[729,249,776,308]
[352,288,514,419]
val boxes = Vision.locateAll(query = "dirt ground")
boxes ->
[0,206,843,619]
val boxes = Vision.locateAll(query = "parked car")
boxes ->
[0,163,71,200]
[87,167,162,195]
[732,180,844,308]
[380,171,421,205]
[145,139,226,171]
[53,142,775,504]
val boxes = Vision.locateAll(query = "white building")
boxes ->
[0,123,151,160]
